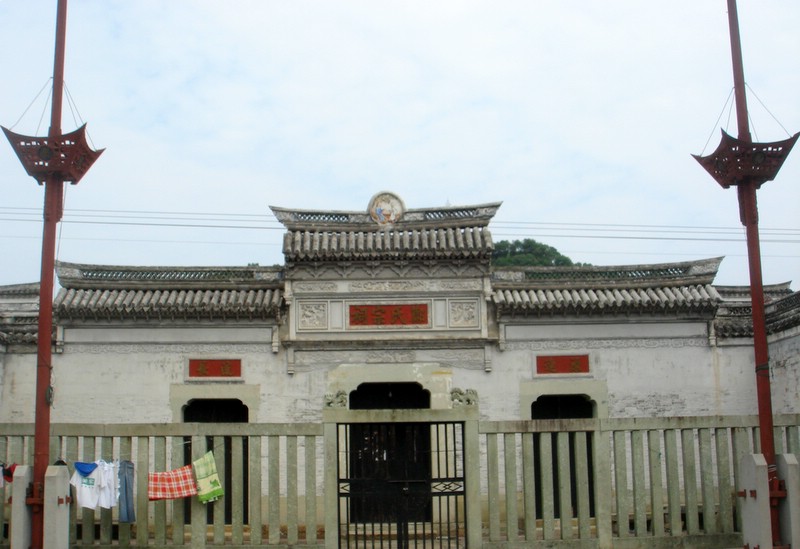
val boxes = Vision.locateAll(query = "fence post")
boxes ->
[43,464,70,549]
[777,453,799,546]
[738,453,772,548]
[190,435,206,549]
[323,421,339,549]
[463,414,482,548]
[9,465,32,549]
[593,422,613,549]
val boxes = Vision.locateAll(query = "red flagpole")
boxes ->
[726,0,781,545]
[4,4,103,542]
[30,1,68,548]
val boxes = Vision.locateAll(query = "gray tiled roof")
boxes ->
[766,291,800,333]
[493,284,721,315]
[54,262,284,321]
[281,226,494,262]
[714,284,800,337]
[491,258,723,315]
[272,202,500,262]
[714,283,793,302]
[0,283,39,344]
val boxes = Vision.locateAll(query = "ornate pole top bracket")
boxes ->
[2,124,104,186]
[693,129,798,189]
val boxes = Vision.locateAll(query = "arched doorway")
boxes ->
[531,394,594,420]
[532,394,595,518]
[183,399,249,524]
[336,381,467,548]
[349,381,431,410]
[184,398,248,423]
[348,383,431,525]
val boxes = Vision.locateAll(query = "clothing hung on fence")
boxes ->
[193,451,224,503]
[96,460,118,509]
[148,464,197,500]
[69,460,119,511]
[118,460,136,523]
[1,462,17,486]
[70,461,101,510]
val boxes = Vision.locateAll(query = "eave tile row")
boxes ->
[493,284,721,314]
[283,226,493,261]
[54,288,283,320]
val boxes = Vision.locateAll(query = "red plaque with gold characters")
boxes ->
[349,304,428,327]
[189,359,241,378]
[536,355,589,374]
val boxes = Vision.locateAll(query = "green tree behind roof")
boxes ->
[492,238,584,267]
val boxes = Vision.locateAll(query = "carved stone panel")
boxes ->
[449,300,479,328]
[298,302,328,330]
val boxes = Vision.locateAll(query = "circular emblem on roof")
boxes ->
[368,192,405,225]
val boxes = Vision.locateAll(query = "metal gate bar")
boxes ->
[337,421,466,549]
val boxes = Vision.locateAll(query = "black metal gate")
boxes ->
[337,421,466,549]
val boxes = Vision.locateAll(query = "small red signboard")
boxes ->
[189,359,241,378]
[536,355,589,374]
[349,304,428,326]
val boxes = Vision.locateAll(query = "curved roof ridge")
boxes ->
[491,257,723,288]
[0,282,40,296]
[715,282,793,302]
[55,261,283,291]
[270,201,502,230]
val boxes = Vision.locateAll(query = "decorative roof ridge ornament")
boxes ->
[270,197,502,230]
[367,191,405,226]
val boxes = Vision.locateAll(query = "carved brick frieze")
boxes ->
[289,263,487,280]
[349,280,428,292]
[292,279,483,293]
[349,279,482,292]
[295,349,417,364]
[503,337,708,351]
[293,282,338,293]
[64,343,272,354]
[440,280,483,291]
[292,348,485,370]
[333,264,357,279]
[387,263,413,278]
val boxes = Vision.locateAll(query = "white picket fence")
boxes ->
[1,413,798,548]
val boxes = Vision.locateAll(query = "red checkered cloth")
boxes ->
[148,465,198,500]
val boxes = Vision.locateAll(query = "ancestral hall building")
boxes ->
[1,192,799,425]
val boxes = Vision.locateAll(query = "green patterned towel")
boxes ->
[193,451,224,503]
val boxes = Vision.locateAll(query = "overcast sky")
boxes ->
[1,1,798,288]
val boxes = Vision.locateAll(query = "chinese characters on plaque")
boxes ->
[349,304,428,327]
[536,355,589,375]
[188,359,241,378]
